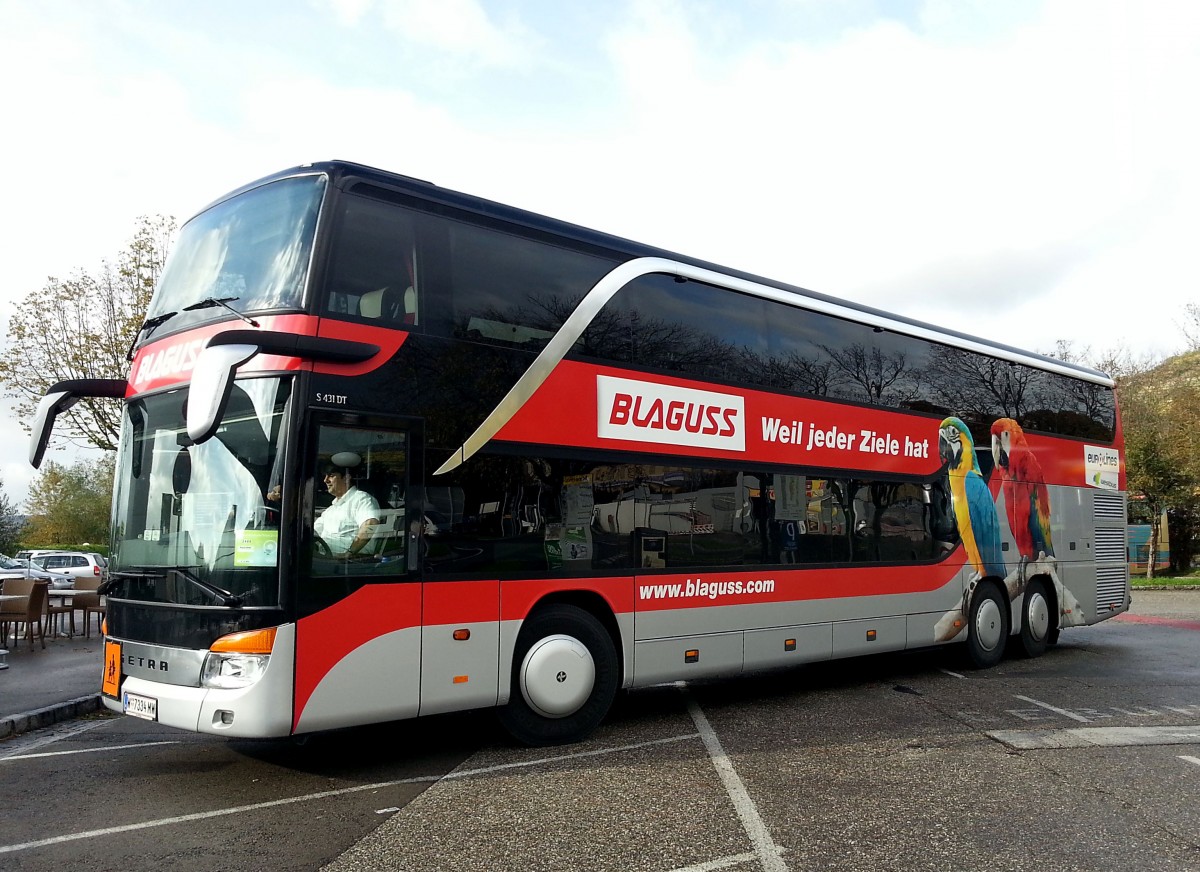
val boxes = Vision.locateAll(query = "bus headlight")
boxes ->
[201,627,277,689]
[202,652,270,688]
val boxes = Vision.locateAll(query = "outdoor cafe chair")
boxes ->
[1,576,35,646]
[46,587,76,637]
[74,576,106,638]
[2,579,47,649]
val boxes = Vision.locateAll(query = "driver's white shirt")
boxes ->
[314,486,380,553]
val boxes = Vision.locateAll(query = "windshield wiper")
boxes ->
[125,310,178,361]
[107,568,244,608]
[183,296,261,328]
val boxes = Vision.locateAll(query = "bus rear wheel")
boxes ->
[1017,578,1052,658]
[498,604,618,746]
[965,582,1009,669]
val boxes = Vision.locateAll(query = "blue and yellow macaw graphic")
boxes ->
[990,417,1053,564]
[939,416,1005,579]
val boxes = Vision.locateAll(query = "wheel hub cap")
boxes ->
[519,634,595,719]
[976,598,1004,652]
[1026,591,1050,642]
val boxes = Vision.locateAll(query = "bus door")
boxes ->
[293,417,421,734]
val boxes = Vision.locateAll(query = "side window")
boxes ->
[325,195,419,327]
[445,221,616,351]
[309,424,409,580]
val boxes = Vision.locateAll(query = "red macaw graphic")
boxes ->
[990,418,1054,564]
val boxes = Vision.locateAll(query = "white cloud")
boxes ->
[0,0,1198,506]
[315,0,538,69]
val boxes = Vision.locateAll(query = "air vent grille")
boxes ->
[1093,492,1125,521]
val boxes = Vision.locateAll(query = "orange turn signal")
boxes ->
[453,629,471,641]
[210,627,278,655]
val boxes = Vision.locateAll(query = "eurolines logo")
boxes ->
[597,375,745,452]
[1084,445,1120,491]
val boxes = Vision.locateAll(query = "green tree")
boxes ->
[1119,354,1200,577]
[0,215,175,452]
[23,456,115,547]
[0,475,26,554]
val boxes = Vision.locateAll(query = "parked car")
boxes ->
[30,551,108,583]
[0,554,73,589]
[13,548,61,561]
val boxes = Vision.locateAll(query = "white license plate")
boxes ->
[123,691,158,721]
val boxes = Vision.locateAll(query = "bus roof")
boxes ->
[197,160,1115,389]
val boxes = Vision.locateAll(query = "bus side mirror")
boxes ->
[30,379,127,468]
[187,344,260,444]
[30,390,78,468]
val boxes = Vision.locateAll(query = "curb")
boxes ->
[1132,585,1200,591]
[0,694,102,741]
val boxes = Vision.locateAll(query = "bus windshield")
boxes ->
[110,377,292,607]
[146,174,326,319]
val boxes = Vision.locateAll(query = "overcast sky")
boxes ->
[0,0,1196,506]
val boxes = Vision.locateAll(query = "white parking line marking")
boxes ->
[0,733,698,856]
[1179,756,1200,767]
[0,718,111,758]
[669,846,788,872]
[1013,694,1092,723]
[989,725,1200,750]
[681,686,787,872]
[443,733,697,780]
[1,741,179,762]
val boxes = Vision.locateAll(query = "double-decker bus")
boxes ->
[30,161,1129,745]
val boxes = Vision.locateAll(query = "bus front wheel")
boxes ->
[499,604,618,746]
[965,583,1008,669]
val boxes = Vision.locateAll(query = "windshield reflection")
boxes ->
[111,377,291,606]
[147,175,325,319]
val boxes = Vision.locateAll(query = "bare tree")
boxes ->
[0,215,175,451]
[1179,302,1200,352]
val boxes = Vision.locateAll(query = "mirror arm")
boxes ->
[29,379,127,468]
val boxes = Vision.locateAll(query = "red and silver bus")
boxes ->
[30,161,1129,744]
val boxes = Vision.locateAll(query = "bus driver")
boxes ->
[314,455,381,557]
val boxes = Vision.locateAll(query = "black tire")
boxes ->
[1017,578,1052,658]
[498,604,618,746]
[965,582,1009,669]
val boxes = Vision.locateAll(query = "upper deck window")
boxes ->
[323,188,619,347]
[148,175,326,319]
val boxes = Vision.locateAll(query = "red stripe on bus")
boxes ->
[314,318,408,376]
[500,576,637,622]
[424,580,499,626]
[128,314,315,396]
[293,583,422,730]
[126,314,408,396]
[632,556,966,611]
[491,359,1119,487]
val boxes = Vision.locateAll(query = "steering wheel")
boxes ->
[313,535,332,558]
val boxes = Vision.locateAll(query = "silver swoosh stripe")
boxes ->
[433,256,1112,475]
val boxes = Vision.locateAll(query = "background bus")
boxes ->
[31,161,1129,745]
[1128,504,1170,576]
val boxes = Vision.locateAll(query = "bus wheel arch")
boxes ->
[499,599,620,746]
[965,579,1009,669]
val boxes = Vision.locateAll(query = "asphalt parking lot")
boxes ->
[3,591,1200,872]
